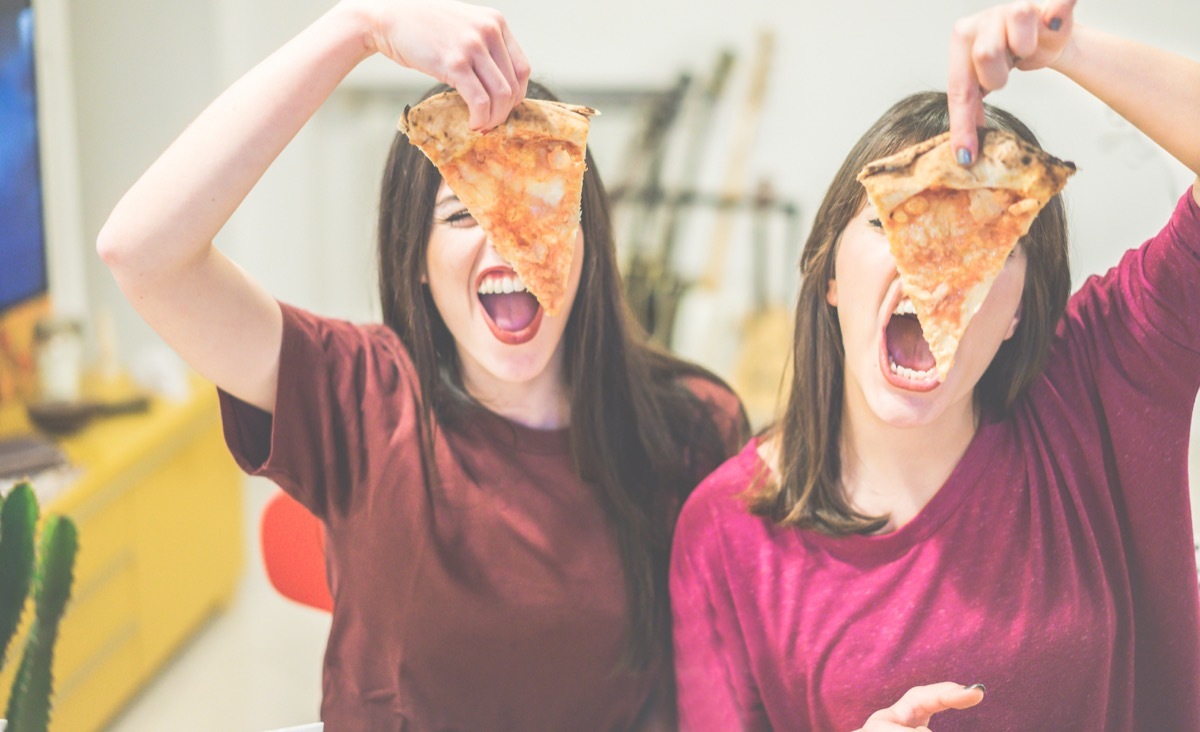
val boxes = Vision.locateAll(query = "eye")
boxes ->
[440,208,477,228]
[868,218,883,229]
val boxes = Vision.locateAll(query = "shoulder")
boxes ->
[275,302,420,401]
[674,439,764,550]
[676,374,749,443]
[678,373,742,412]
[280,303,410,366]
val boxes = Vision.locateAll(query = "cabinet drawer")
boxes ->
[52,625,139,732]
[70,482,137,590]
[56,554,137,687]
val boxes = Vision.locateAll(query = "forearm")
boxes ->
[97,1,374,282]
[1053,25,1200,178]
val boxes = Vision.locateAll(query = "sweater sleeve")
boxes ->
[1062,188,1200,398]
[1043,188,1200,727]
[217,303,419,520]
[670,467,769,732]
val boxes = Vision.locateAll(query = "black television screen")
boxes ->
[0,0,47,312]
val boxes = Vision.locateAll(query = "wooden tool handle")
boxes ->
[699,30,775,292]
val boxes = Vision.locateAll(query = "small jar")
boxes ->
[34,317,84,403]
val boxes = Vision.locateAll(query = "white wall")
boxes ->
[63,0,1200,511]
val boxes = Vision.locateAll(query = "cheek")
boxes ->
[425,234,474,293]
[995,257,1028,309]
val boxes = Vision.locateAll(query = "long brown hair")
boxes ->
[377,82,747,668]
[746,91,1070,534]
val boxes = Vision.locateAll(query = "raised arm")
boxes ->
[946,0,1200,203]
[96,0,529,412]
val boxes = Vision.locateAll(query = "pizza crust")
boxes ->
[857,129,1076,380]
[399,92,597,315]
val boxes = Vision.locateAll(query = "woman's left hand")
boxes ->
[852,682,986,732]
[947,0,1077,165]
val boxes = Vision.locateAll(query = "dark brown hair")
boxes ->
[745,91,1070,534]
[377,82,748,668]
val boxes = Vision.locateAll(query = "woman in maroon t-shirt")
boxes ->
[97,1,747,729]
[671,1,1200,731]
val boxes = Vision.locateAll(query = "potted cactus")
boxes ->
[0,481,78,732]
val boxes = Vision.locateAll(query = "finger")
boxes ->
[500,21,531,104]
[471,54,515,130]
[452,69,493,132]
[858,721,923,732]
[1041,0,1078,36]
[947,18,984,165]
[867,682,984,725]
[972,11,1013,94]
[897,682,987,720]
[1005,2,1041,61]
[480,18,520,119]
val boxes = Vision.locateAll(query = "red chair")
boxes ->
[260,489,333,612]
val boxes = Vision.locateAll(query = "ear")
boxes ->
[826,279,838,307]
[1003,300,1023,340]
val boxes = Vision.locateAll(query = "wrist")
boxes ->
[1049,23,1088,77]
[328,0,383,60]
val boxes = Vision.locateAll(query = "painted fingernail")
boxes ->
[956,148,973,166]
[1049,17,1062,31]
[964,683,987,693]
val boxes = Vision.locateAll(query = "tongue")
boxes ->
[886,315,937,372]
[480,292,540,332]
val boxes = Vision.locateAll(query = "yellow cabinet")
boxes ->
[0,379,243,731]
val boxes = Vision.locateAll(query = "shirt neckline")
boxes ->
[462,406,571,456]
[755,417,1005,562]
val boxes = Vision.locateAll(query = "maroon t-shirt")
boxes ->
[219,304,744,731]
[671,190,1200,730]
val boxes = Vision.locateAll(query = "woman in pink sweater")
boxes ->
[670,1,1200,729]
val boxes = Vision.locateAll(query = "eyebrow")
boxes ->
[435,193,460,207]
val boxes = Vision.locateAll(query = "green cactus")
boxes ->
[0,483,37,669]
[0,484,78,732]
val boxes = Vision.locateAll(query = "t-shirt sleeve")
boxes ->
[217,303,419,520]
[679,375,751,470]
[670,474,769,732]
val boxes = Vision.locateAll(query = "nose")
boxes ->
[475,238,517,276]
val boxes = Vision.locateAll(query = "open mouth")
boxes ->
[880,297,940,391]
[477,268,543,345]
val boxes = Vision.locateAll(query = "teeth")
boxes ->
[478,274,527,295]
[889,357,935,381]
[893,299,917,316]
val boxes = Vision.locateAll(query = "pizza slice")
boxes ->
[856,129,1075,381]
[399,91,597,316]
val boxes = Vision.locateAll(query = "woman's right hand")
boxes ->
[356,0,530,130]
[852,682,986,732]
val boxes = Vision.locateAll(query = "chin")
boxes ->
[475,331,563,383]
[857,369,951,428]
[868,394,940,428]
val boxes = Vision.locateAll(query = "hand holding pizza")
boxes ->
[853,682,987,732]
[359,0,530,131]
[947,0,1077,166]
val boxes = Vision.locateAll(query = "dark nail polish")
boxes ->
[956,148,973,166]
[964,683,987,693]
[1049,17,1062,31]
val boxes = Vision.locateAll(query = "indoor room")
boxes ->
[1,0,1198,729]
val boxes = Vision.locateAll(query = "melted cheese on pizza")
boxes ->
[442,136,585,315]
[884,187,1031,379]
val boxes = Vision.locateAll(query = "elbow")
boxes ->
[95,218,129,271]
